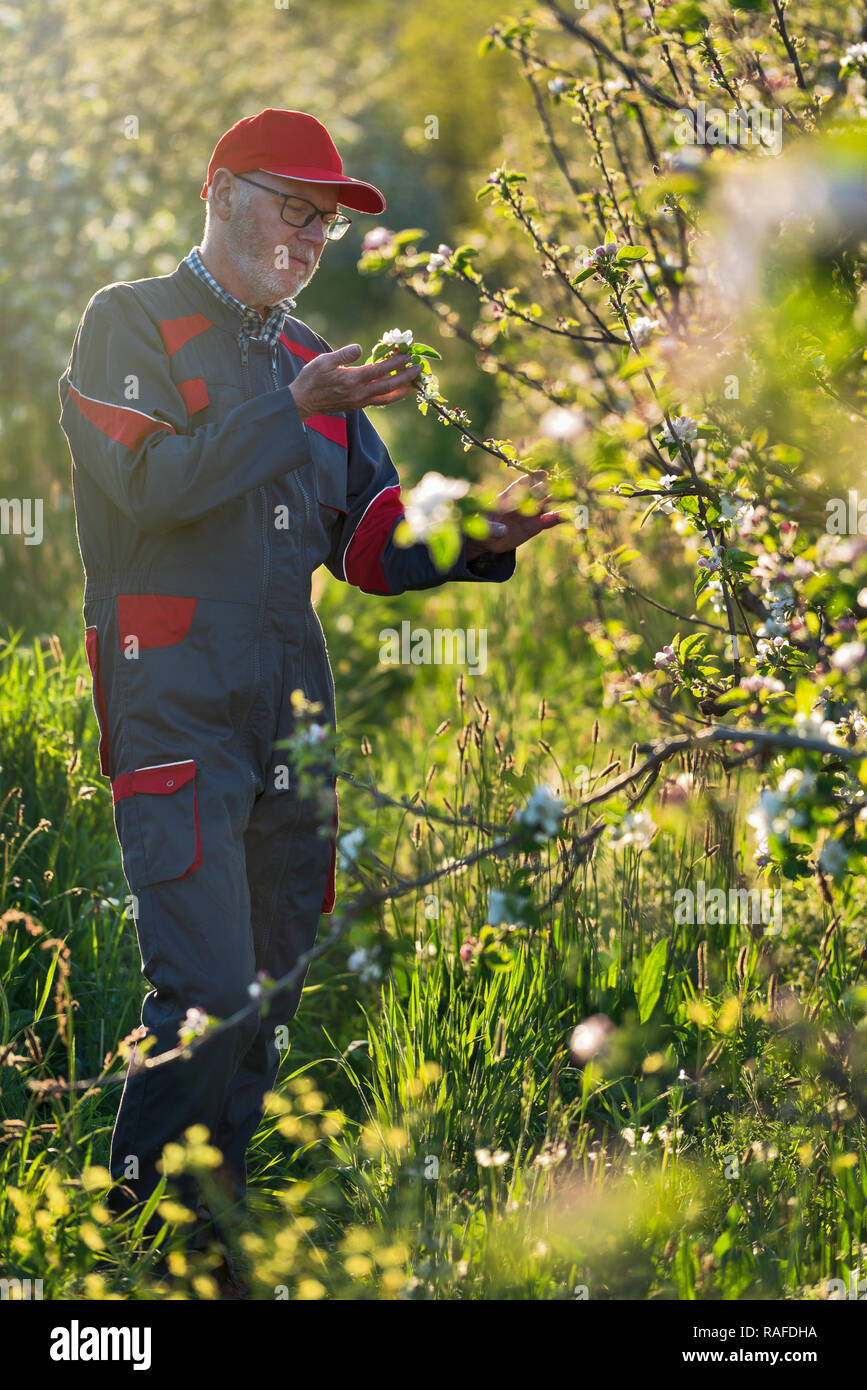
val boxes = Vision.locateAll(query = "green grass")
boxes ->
[1,541,866,1300]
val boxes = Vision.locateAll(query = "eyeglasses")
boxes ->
[235,174,352,240]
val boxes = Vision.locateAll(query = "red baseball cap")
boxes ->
[200,108,386,214]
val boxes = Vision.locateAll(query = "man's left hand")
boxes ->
[464,471,567,559]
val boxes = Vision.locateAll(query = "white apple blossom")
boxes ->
[362,227,394,252]
[661,414,698,444]
[733,503,766,537]
[793,711,846,746]
[514,783,565,842]
[348,946,384,984]
[747,789,788,841]
[296,722,329,746]
[630,315,659,347]
[841,42,867,70]
[402,471,470,542]
[698,545,725,573]
[831,641,866,673]
[475,1148,510,1167]
[747,767,817,845]
[818,838,849,878]
[754,837,772,868]
[569,1013,616,1064]
[608,809,656,851]
[381,327,414,348]
[539,406,585,440]
[580,243,617,271]
[337,827,366,870]
[180,1006,209,1038]
[741,674,785,694]
[778,767,816,798]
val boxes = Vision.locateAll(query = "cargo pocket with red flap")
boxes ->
[111,759,201,888]
[321,777,338,915]
[84,625,111,777]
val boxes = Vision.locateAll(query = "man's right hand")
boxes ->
[288,344,423,422]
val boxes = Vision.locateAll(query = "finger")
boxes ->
[366,355,423,384]
[499,470,548,503]
[328,344,363,364]
[341,355,416,385]
[361,364,422,395]
[362,372,423,405]
[364,382,420,406]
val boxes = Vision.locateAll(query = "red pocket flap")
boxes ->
[112,759,196,804]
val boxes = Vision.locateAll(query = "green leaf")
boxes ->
[427,522,462,571]
[679,633,707,659]
[132,1177,168,1242]
[795,678,815,717]
[392,228,428,249]
[615,245,649,263]
[657,2,709,31]
[637,938,668,1023]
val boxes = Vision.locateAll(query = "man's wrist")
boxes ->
[288,381,310,424]
[464,537,488,562]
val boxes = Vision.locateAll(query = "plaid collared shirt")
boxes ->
[184,245,296,351]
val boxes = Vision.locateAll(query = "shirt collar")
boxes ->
[184,246,296,349]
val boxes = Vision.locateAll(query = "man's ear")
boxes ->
[208,168,238,223]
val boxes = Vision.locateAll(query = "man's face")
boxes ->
[222,170,340,306]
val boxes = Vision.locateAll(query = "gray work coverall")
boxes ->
[57,252,516,1211]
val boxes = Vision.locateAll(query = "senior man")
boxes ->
[58,108,563,1238]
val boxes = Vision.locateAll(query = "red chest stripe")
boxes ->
[176,377,210,416]
[306,413,348,448]
[343,484,405,595]
[158,314,212,356]
[280,333,348,446]
[279,332,319,363]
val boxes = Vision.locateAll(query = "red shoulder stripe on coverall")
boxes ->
[66,383,175,450]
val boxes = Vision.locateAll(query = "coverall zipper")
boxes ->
[241,334,269,798]
[271,340,314,698]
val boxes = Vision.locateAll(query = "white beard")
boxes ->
[224,199,311,304]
